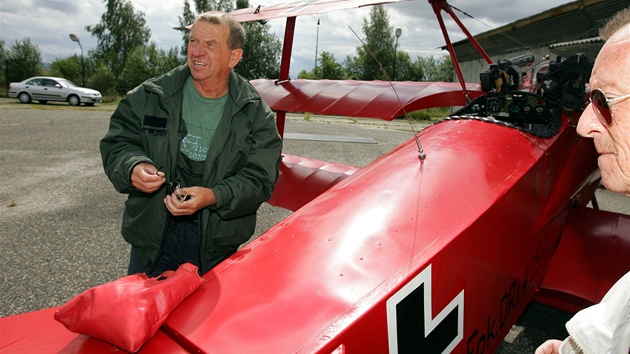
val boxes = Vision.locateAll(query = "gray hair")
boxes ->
[194,11,245,50]
[600,7,630,41]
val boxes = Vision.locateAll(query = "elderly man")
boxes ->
[100,11,282,276]
[535,8,630,354]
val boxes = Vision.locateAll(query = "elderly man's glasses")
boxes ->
[589,88,630,126]
[156,166,189,202]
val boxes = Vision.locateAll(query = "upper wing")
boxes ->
[252,79,484,120]
[230,0,406,22]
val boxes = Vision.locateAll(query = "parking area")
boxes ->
[1,101,628,352]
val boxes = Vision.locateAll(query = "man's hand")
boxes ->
[131,162,165,193]
[534,339,563,354]
[164,186,217,216]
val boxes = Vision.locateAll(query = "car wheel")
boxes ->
[67,95,80,106]
[38,100,48,104]
[18,92,31,104]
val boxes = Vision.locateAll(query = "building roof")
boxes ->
[449,0,628,62]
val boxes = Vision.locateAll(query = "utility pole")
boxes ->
[315,19,320,69]
[69,34,85,86]
[393,27,402,80]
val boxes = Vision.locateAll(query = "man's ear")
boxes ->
[229,49,244,68]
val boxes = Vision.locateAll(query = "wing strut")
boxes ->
[274,16,297,139]
[430,0,493,102]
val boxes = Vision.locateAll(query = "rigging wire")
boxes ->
[348,26,427,161]
[348,26,426,269]
[450,5,531,50]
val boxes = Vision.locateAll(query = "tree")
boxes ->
[119,43,183,91]
[299,51,344,80]
[89,63,117,97]
[346,5,395,81]
[49,55,83,84]
[237,20,281,79]
[191,0,233,13]
[177,0,196,58]
[317,51,344,79]
[391,51,417,81]
[236,0,281,79]
[1,39,8,86]
[415,55,454,82]
[86,0,151,79]
[433,55,454,82]
[6,38,43,83]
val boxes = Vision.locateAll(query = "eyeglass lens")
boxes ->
[590,89,613,126]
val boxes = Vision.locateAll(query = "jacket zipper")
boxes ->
[148,91,172,276]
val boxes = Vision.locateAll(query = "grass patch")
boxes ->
[404,107,452,121]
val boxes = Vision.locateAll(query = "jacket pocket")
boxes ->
[140,115,169,159]
[141,115,168,136]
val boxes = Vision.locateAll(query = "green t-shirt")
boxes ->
[180,77,228,162]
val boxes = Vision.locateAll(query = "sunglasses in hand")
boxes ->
[155,166,189,202]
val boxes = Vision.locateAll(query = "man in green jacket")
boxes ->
[100,11,282,276]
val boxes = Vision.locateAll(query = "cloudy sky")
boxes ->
[2,0,575,78]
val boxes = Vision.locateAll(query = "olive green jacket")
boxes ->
[100,66,282,274]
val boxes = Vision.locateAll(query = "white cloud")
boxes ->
[2,0,573,76]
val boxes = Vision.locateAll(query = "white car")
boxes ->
[8,76,103,106]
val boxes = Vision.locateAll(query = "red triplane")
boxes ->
[2,0,629,353]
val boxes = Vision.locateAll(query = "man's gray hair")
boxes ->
[600,7,630,41]
[195,11,245,50]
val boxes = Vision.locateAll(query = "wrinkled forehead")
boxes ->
[190,21,229,39]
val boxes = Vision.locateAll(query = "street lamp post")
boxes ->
[69,34,85,86]
[393,27,402,81]
[315,19,320,69]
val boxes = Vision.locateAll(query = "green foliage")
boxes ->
[88,63,118,100]
[178,0,196,58]
[297,70,316,79]
[0,39,6,86]
[193,0,233,13]
[414,55,454,82]
[405,110,431,121]
[5,38,43,83]
[298,51,344,80]
[345,5,395,81]
[317,51,344,79]
[302,6,453,85]
[434,55,455,82]
[237,21,281,79]
[392,51,417,81]
[118,43,184,92]
[2,0,456,101]
[86,0,151,79]
[49,55,83,84]
[405,107,451,121]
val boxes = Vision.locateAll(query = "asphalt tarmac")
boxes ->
[1,101,628,352]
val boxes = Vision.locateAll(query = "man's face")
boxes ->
[187,21,242,93]
[577,35,630,196]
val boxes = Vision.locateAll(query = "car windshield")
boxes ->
[58,79,79,88]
